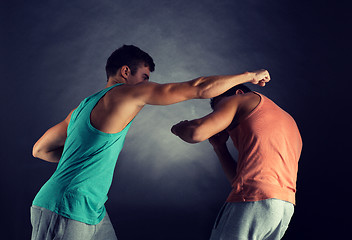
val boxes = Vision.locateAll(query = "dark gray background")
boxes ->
[0,0,349,239]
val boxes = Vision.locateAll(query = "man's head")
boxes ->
[105,45,155,84]
[210,84,252,109]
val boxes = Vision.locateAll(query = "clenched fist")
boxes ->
[251,69,270,86]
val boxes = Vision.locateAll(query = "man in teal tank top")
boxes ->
[31,44,270,240]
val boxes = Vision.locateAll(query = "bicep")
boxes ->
[131,81,200,106]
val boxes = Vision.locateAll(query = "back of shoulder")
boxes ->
[110,82,164,107]
[214,94,243,111]
[241,92,261,110]
[109,82,156,98]
[214,92,260,116]
[106,83,150,110]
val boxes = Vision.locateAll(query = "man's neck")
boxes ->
[106,76,126,88]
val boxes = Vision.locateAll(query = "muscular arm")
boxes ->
[171,95,239,182]
[172,117,238,183]
[130,70,269,106]
[32,109,74,163]
[171,95,240,143]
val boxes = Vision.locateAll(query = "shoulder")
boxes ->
[64,108,77,125]
[231,92,261,109]
[245,91,261,103]
[109,82,160,97]
[216,92,261,129]
[213,94,243,111]
[105,83,159,108]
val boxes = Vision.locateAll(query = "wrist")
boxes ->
[244,71,255,83]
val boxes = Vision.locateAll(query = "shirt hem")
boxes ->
[32,202,106,225]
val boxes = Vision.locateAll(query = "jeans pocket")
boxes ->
[30,206,43,240]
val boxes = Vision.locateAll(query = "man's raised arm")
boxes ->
[128,69,270,106]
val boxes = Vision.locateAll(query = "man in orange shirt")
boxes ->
[171,84,302,240]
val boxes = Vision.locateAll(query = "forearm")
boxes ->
[171,120,202,143]
[193,72,254,99]
[33,146,63,163]
[212,144,237,183]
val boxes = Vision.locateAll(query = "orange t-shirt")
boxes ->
[227,92,302,205]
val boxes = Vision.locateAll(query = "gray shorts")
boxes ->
[209,198,294,240]
[30,206,117,240]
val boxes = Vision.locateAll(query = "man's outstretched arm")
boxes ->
[32,109,74,163]
[129,69,270,106]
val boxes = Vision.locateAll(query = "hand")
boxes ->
[250,69,270,86]
[209,130,229,147]
[171,120,189,135]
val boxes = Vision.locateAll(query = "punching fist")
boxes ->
[251,69,270,86]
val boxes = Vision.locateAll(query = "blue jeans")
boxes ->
[30,206,117,240]
[209,199,294,240]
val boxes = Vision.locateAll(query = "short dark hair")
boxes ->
[105,45,155,79]
[210,84,252,109]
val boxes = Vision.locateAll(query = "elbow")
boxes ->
[32,147,39,159]
[191,76,209,99]
[198,89,207,99]
[32,143,41,159]
[198,84,215,100]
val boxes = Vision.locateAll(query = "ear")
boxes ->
[120,65,130,79]
[235,89,244,95]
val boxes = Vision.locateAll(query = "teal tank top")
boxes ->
[33,83,133,224]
